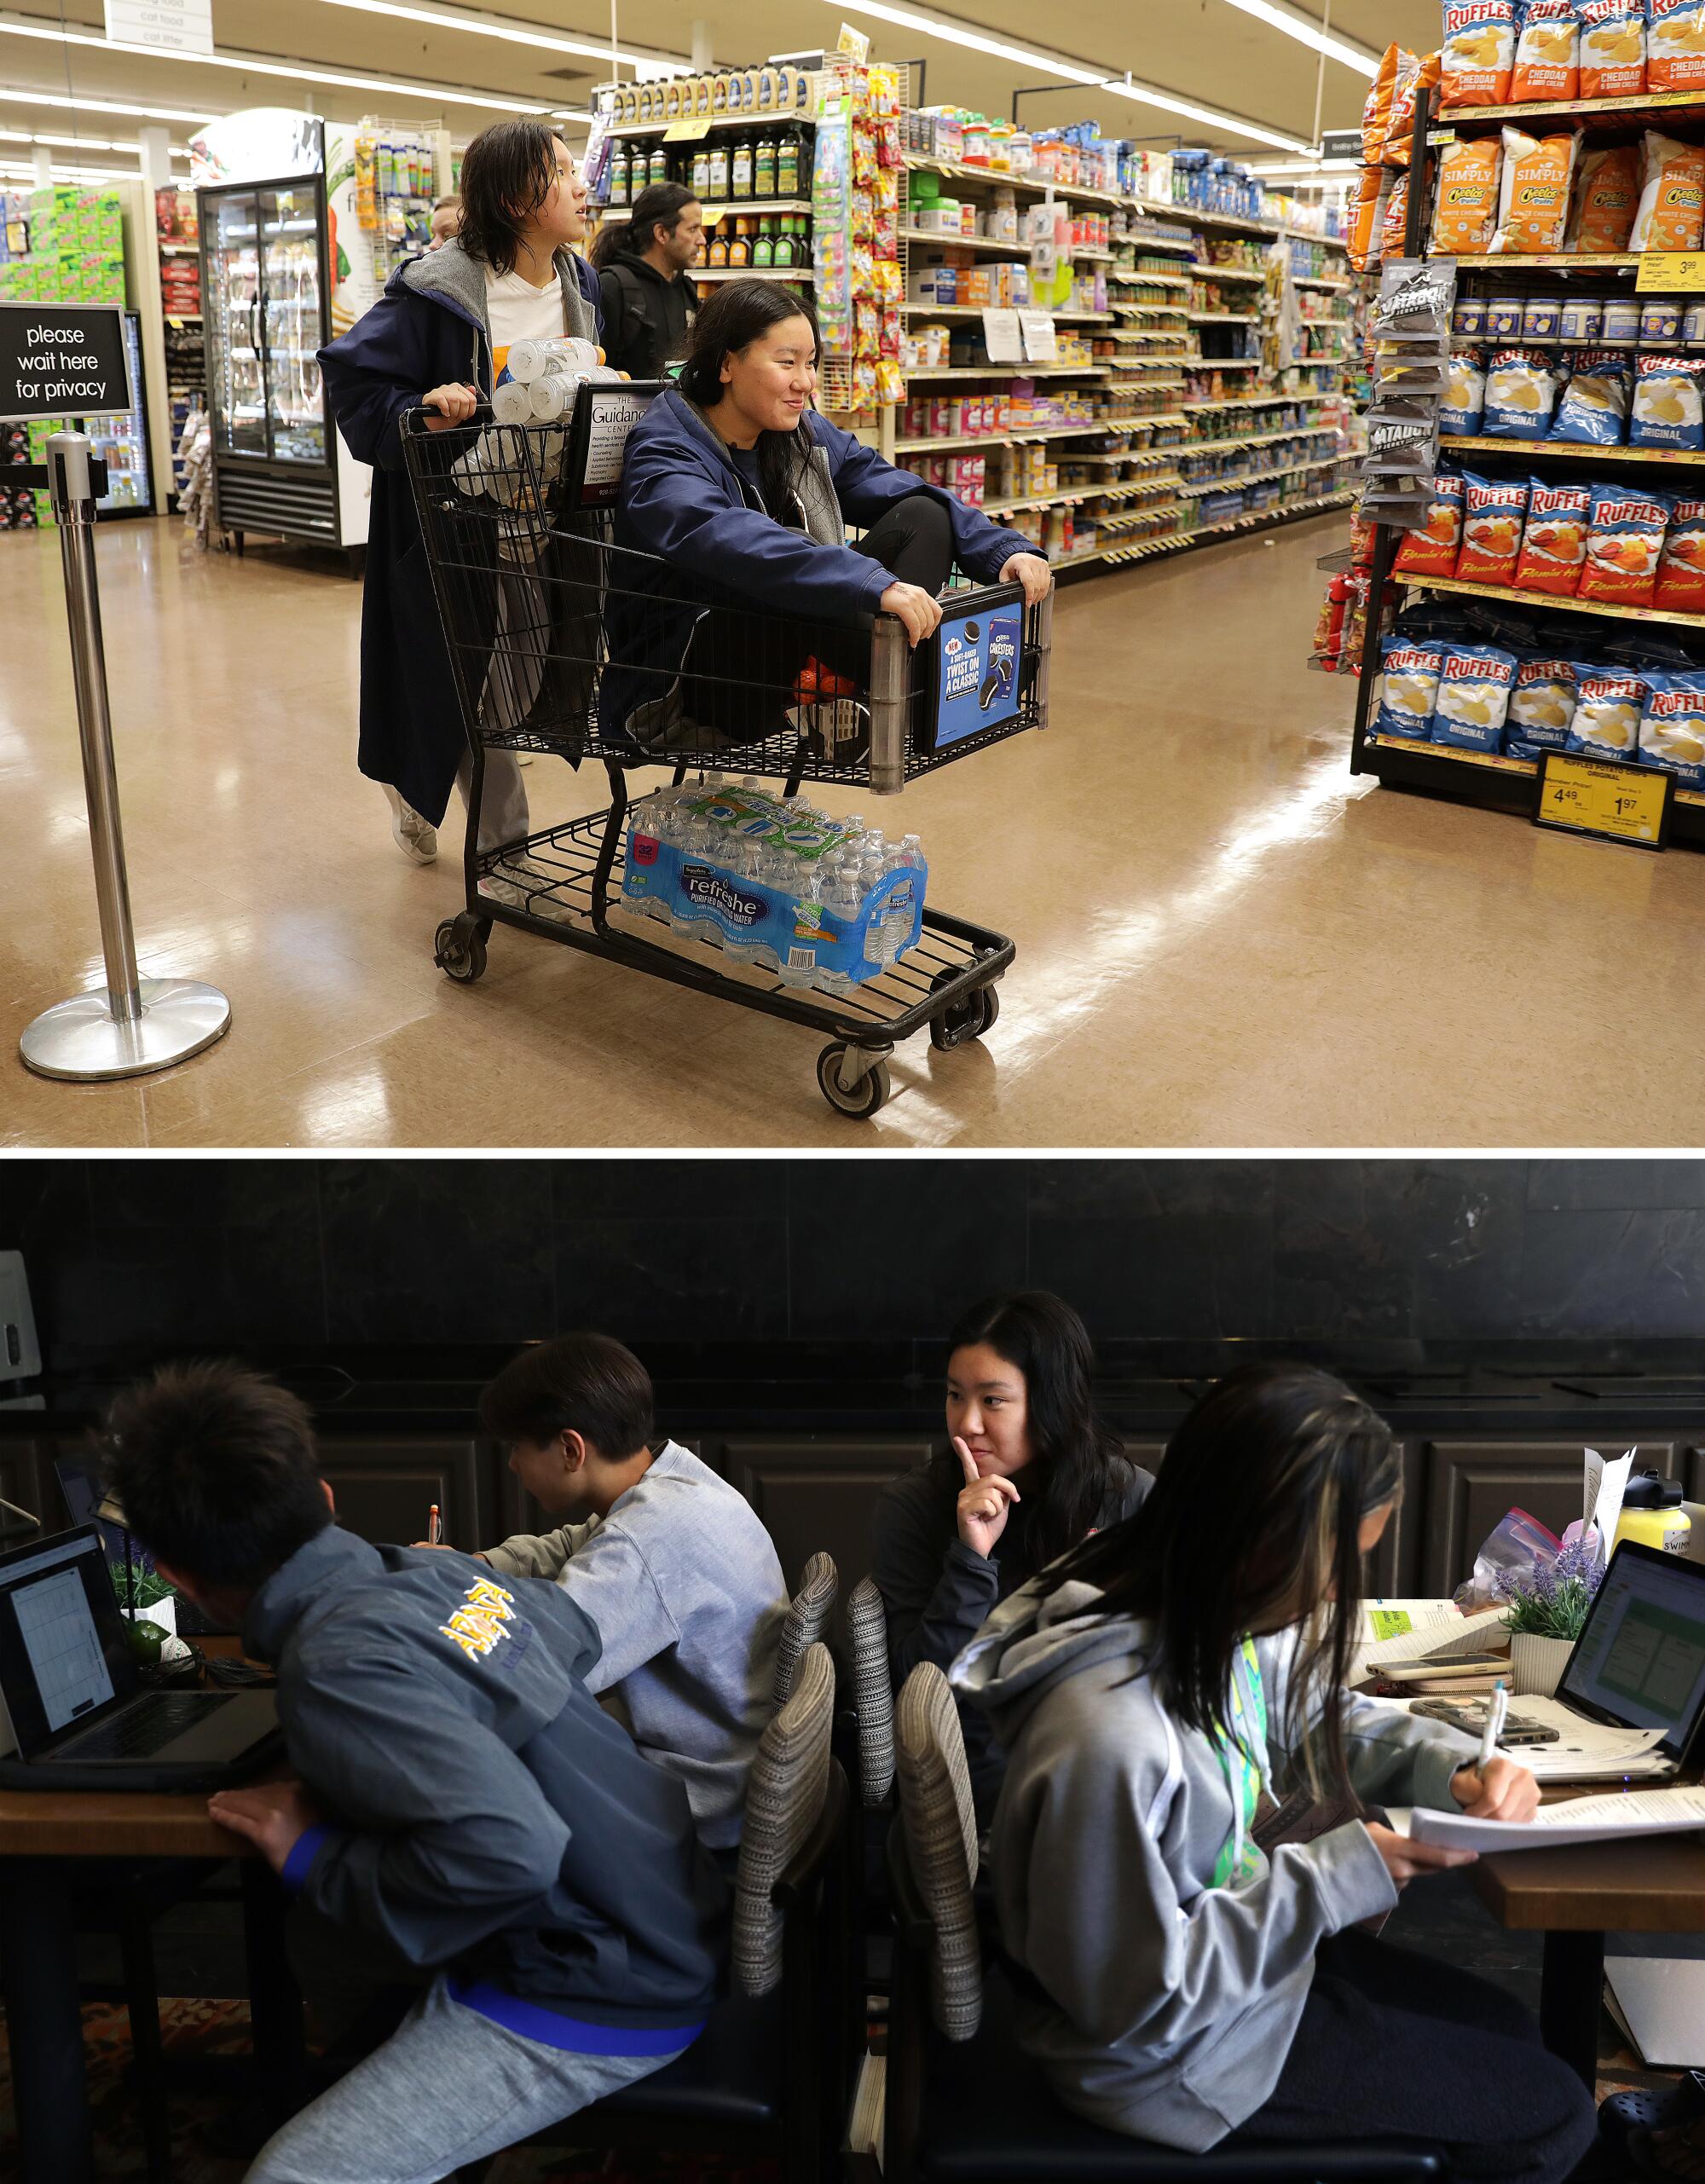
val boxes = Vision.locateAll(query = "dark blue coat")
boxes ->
[318,244,603,825]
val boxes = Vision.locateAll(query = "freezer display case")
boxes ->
[196,114,363,558]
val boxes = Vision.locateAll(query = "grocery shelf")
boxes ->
[1293,274,1350,292]
[159,240,199,255]
[1289,229,1350,251]
[1182,393,1335,412]
[1194,263,1267,284]
[1430,87,1705,132]
[606,113,803,135]
[1188,311,1260,325]
[1183,355,1263,369]
[1396,571,1705,632]
[903,363,1109,379]
[1110,269,1191,288]
[1054,309,1114,323]
[1123,232,1200,257]
[1182,424,1344,455]
[1174,453,1345,497]
[1055,486,1354,572]
[1170,205,1282,240]
[983,475,1184,516]
[692,266,813,281]
[693,199,812,221]
[1454,252,1639,272]
[1073,246,1114,262]
[1438,432,1705,468]
[898,226,1023,255]
[891,421,1106,453]
[1448,335,1656,350]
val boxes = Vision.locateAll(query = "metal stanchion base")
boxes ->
[20,978,231,1082]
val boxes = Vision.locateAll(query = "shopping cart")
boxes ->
[401,394,1052,1118]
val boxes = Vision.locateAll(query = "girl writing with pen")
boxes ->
[951,1362,1598,2183]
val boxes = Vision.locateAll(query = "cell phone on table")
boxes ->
[1410,1699,1559,1744]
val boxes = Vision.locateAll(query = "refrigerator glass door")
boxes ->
[259,185,327,463]
[208,190,266,456]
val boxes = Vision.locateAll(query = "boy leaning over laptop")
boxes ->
[103,1361,727,2184]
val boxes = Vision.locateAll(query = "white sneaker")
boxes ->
[382,783,437,864]
[477,857,573,922]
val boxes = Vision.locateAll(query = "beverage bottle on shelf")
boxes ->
[727,218,754,269]
[753,218,775,269]
[607,146,632,206]
[648,144,670,189]
[707,138,731,199]
[754,134,777,201]
[691,146,712,199]
[777,127,803,199]
[707,222,730,269]
[731,136,754,200]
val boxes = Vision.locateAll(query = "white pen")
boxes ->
[1478,1679,1508,1774]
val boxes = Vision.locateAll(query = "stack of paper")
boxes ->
[1387,1782,1705,1854]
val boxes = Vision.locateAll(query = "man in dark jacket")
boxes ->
[318,119,602,880]
[104,1361,725,2184]
[593,182,702,380]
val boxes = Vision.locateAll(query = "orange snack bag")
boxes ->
[1630,130,1705,252]
[1489,127,1579,255]
[1394,470,1465,578]
[1578,0,1647,95]
[1648,0,1705,90]
[1511,0,1580,99]
[1385,49,1442,167]
[1655,495,1705,610]
[1430,136,1501,255]
[1381,174,1410,261]
[1361,45,1405,165]
[1350,162,1387,272]
[1567,143,1641,252]
[1441,0,1518,104]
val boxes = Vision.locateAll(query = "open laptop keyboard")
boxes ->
[55,1691,234,1761]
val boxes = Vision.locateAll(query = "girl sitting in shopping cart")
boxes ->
[605,280,1050,749]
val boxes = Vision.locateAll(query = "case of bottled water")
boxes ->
[619,778,927,993]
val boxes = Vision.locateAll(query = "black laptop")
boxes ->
[0,1525,279,1790]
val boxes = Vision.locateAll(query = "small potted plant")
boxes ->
[1497,1534,1603,1696]
[110,1553,178,1665]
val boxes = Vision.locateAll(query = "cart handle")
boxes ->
[400,400,496,436]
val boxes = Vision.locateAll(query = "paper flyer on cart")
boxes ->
[1385,1784,1705,1855]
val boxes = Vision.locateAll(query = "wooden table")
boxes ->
[0,1653,303,2184]
[1474,1829,1705,2089]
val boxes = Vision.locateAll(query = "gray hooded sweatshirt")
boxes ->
[483,1442,788,1852]
[951,1578,1481,2151]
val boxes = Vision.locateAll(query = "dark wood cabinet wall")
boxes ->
[5,1420,1701,1601]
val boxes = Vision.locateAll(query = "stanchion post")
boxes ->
[19,430,232,1082]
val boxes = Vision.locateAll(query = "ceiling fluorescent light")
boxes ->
[299,0,684,73]
[0,87,217,124]
[1101,76,1311,153]
[1249,155,1357,174]
[0,14,552,112]
[830,1,1103,84]
[1217,0,1379,78]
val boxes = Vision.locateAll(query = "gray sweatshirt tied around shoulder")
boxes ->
[950,1579,1482,2152]
[483,1442,788,1852]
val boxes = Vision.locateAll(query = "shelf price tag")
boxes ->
[1638,251,1705,292]
[663,118,711,142]
[1534,750,1672,849]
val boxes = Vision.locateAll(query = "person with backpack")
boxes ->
[592,184,703,380]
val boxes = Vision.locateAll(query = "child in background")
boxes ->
[457,1332,789,1856]
[102,1361,725,2184]
[952,1362,1597,2182]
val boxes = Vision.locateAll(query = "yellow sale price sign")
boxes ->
[1637,252,1705,292]
[663,118,710,142]
[1534,751,1671,848]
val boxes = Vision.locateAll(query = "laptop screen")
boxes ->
[54,1456,130,1563]
[1560,1541,1705,1757]
[0,1527,137,1758]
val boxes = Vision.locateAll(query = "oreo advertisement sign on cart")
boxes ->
[934,598,1023,749]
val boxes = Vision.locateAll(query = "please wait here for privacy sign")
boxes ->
[0,305,133,422]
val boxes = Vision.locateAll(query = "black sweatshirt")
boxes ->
[249,1525,728,2048]
[871,1453,1153,1820]
[596,250,697,380]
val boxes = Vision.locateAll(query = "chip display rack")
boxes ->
[1347,78,1705,849]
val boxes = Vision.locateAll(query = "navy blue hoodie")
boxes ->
[249,1525,727,2050]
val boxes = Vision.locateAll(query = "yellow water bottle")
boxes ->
[1612,1470,1693,1557]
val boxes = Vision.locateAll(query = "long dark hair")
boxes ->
[459,118,567,274]
[1037,1362,1403,1803]
[943,1291,1133,1576]
[592,182,696,269]
[676,280,820,521]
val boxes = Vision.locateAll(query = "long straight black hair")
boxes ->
[675,279,820,522]
[943,1291,1135,1577]
[590,182,696,270]
[1035,1361,1403,1802]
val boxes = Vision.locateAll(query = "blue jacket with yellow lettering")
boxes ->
[245,1523,728,2047]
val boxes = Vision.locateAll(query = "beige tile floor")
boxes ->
[3,511,1702,1149]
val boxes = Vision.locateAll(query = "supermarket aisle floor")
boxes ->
[4,512,1702,1149]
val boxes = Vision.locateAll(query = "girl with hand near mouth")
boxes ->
[871,1291,1152,1821]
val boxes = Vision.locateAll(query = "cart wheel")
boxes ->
[435,916,488,985]
[928,979,1001,1051]
[818,1041,891,1119]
